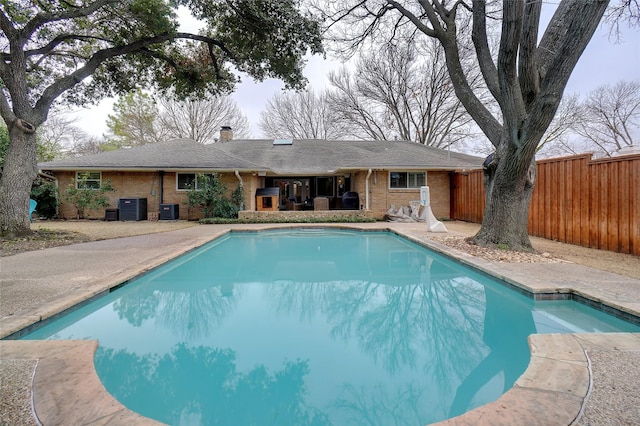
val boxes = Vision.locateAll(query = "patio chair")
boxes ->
[314,197,329,211]
[29,199,37,222]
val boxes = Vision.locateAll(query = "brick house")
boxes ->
[38,135,483,220]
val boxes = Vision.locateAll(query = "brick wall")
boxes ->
[54,171,245,220]
[351,170,367,210]
[352,170,451,220]
[239,209,374,221]
[426,171,451,220]
[52,169,453,221]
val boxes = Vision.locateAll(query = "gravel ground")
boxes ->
[0,359,37,426]
[576,351,640,425]
[427,221,640,280]
[426,234,564,264]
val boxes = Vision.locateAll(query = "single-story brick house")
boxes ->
[38,134,484,220]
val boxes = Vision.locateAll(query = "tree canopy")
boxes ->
[105,90,163,148]
[320,0,610,250]
[0,0,323,235]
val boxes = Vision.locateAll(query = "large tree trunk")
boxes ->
[474,143,537,251]
[463,0,607,252]
[0,124,38,237]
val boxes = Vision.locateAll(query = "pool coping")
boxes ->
[405,233,640,326]
[1,223,639,425]
[2,332,638,425]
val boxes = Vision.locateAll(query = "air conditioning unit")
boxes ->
[104,208,119,221]
[159,203,179,220]
[119,198,147,221]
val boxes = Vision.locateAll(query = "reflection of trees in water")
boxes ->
[266,261,491,424]
[96,344,330,426]
[112,285,160,327]
[448,284,535,418]
[421,278,487,394]
[270,279,342,323]
[333,382,427,426]
[267,275,486,379]
[154,287,237,339]
[106,233,535,423]
[112,284,238,340]
[358,279,486,378]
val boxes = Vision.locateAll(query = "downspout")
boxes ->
[234,170,244,210]
[365,168,372,210]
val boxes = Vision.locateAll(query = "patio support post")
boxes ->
[234,170,244,210]
[158,171,164,209]
[365,168,372,210]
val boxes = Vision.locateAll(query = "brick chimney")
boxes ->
[219,126,233,142]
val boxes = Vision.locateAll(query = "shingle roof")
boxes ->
[39,138,484,173]
[38,138,262,171]
[215,139,483,174]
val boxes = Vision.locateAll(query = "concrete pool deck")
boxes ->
[1,222,639,425]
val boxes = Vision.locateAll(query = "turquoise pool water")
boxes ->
[21,229,639,425]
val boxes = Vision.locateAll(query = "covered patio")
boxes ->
[255,175,360,212]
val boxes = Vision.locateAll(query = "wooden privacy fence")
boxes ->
[450,153,640,255]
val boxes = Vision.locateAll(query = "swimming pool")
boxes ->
[21,229,640,425]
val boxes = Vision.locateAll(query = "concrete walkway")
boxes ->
[1,222,639,425]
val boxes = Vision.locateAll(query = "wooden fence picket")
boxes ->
[450,153,640,255]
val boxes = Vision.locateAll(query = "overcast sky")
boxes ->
[72,6,640,139]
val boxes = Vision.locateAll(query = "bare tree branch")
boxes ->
[32,31,233,123]
[20,0,117,44]
[158,94,250,143]
[327,39,477,147]
[260,88,349,139]
[518,0,542,109]
[497,0,525,138]
[573,80,640,156]
[471,0,500,101]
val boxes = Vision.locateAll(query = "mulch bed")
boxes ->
[0,229,91,257]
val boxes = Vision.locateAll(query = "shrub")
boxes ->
[64,179,115,219]
[31,177,59,219]
[185,174,242,219]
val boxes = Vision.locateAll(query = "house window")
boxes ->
[177,173,215,190]
[315,177,334,197]
[389,171,426,189]
[76,171,102,189]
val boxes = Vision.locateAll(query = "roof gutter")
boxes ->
[38,167,265,173]
[365,168,372,210]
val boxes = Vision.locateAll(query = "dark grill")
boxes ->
[342,191,359,210]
